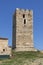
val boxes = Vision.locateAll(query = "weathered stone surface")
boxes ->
[0,38,11,55]
[12,8,36,51]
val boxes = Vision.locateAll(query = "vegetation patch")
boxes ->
[0,51,43,65]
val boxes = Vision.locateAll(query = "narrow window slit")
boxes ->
[23,14,25,18]
[24,19,26,24]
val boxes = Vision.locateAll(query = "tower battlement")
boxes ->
[12,8,36,51]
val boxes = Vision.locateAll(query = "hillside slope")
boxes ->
[0,51,43,65]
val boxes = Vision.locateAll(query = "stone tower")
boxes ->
[12,8,34,51]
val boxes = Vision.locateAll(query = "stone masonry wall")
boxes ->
[12,8,36,51]
[0,38,11,55]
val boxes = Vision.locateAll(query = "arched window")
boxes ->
[23,14,25,18]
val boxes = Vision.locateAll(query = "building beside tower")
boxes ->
[12,8,36,51]
[0,37,11,55]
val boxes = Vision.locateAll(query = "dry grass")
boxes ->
[0,51,43,65]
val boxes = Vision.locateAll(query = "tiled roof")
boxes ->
[0,37,8,40]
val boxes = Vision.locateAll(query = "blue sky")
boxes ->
[0,0,43,50]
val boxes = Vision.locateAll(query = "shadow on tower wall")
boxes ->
[12,12,16,49]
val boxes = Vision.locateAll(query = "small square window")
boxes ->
[23,14,25,18]
[3,49,5,52]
